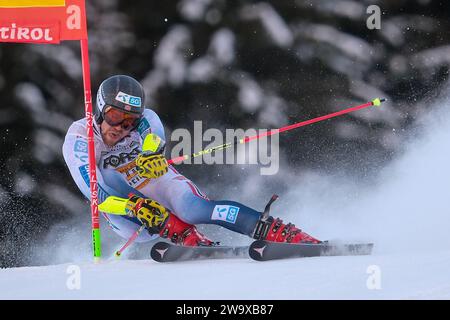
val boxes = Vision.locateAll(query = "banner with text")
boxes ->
[0,0,87,43]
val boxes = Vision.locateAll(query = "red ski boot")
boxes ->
[254,216,321,244]
[253,195,322,244]
[159,213,216,247]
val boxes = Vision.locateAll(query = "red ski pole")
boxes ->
[114,225,146,258]
[168,98,385,165]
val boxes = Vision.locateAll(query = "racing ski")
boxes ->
[249,240,374,261]
[150,241,249,262]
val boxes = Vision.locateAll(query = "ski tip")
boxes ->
[150,242,171,262]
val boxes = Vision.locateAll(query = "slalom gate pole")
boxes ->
[80,37,102,261]
[0,1,98,262]
[167,98,385,165]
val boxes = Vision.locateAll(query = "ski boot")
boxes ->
[253,195,322,244]
[159,213,216,247]
[127,195,215,246]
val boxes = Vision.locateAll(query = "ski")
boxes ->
[249,240,374,261]
[150,241,249,262]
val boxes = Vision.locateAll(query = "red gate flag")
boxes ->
[0,0,87,43]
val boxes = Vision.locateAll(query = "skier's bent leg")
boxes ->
[172,192,321,244]
[173,192,261,236]
[140,169,321,244]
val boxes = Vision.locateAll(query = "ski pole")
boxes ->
[114,224,146,258]
[97,196,146,258]
[168,98,385,165]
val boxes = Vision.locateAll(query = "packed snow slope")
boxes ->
[1,249,450,299]
[2,96,450,299]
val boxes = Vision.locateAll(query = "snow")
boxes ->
[154,25,191,86]
[1,249,450,299]
[412,45,450,71]
[236,76,264,113]
[178,0,212,22]
[208,28,235,66]
[241,3,293,48]
[188,57,216,83]
[293,23,376,64]
[297,0,365,21]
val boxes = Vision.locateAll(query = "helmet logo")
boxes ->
[115,91,142,107]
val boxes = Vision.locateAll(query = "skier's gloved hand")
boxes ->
[136,153,168,179]
[126,195,169,234]
[136,133,169,179]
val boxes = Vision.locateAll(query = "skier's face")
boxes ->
[101,120,131,146]
[100,106,140,146]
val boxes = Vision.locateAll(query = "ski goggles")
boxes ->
[103,106,141,131]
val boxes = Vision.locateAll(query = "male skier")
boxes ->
[63,75,321,247]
